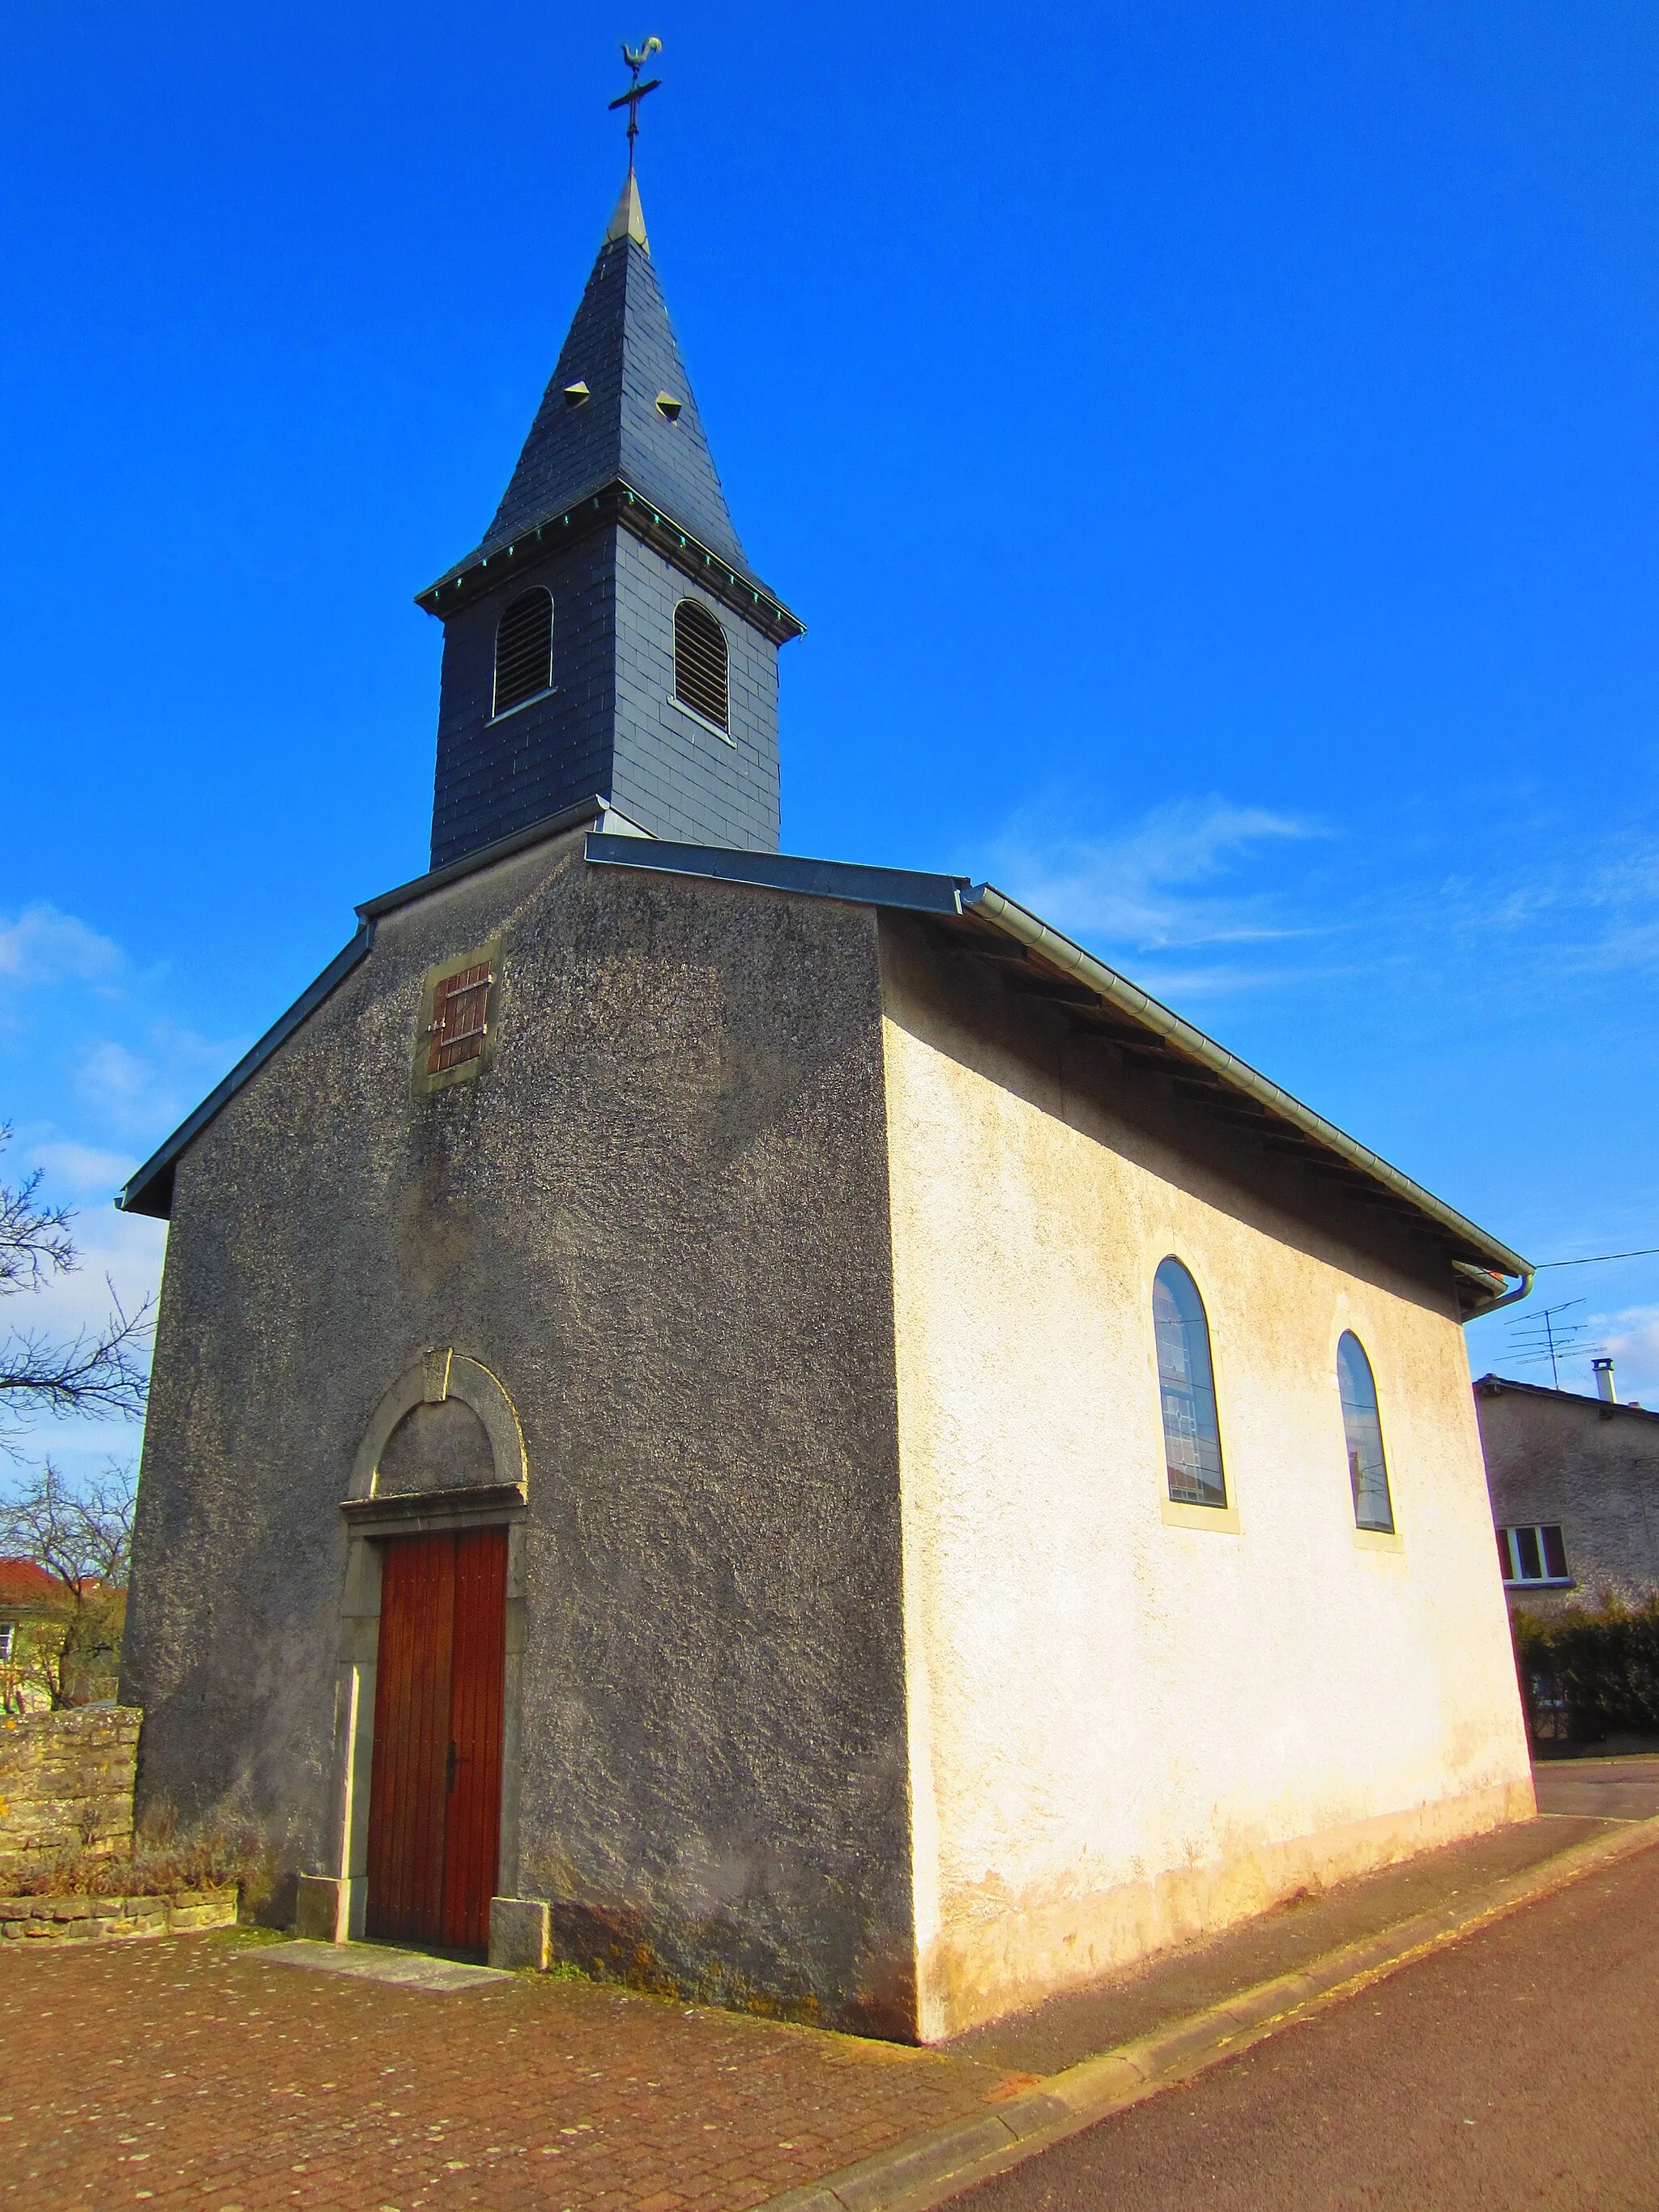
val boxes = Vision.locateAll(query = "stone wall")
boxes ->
[0,1707,139,1884]
[0,1886,234,1946]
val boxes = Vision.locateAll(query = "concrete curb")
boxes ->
[758,1812,1659,2212]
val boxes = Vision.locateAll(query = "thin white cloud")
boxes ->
[0,1202,167,1460]
[74,1024,243,1149]
[1112,960,1355,1005]
[1598,1305,1659,1403]
[11,1204,166,1347]
[985,795,1324,951]
[979,787,1659,1019]
[1425,827,1659,980]
[0,905,125,987]
[28,1141,139,1197]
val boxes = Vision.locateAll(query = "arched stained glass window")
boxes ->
[493,588,553,717]
[1338,1332,1394,1532]
[1154,1258,1227,1509]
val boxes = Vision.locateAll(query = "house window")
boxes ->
[427,963,493,1076]
[0,1622,12,1663]
[1499,1524,1570,1586]
[493,588,553,718]
[1337,1332,1395,1533]
[673,599,729,731]
[1154,1257,1227,1509]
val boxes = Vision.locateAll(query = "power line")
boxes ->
[1535,1246,1659,1269]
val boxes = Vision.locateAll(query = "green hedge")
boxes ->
[1512,1599,1659,1741]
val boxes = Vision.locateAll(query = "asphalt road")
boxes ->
[958,1834,1659,2211]
[1533,1751,1659,1822]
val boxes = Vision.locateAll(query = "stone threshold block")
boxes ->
[293,1881,547,1973]
[488,1894,549,1971]
[294,1873,362,1943]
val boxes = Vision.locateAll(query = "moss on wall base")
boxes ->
[544,1894,919,2042]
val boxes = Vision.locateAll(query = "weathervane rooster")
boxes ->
[609,36,664,173]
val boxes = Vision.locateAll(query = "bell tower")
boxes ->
[417,165,802,870]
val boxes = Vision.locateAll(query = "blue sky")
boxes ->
[3,0,1657,1478]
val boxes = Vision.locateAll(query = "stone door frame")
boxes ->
[301,1349,528,1945]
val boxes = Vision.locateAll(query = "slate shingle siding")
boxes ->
[447,235,749,584]
[612,534,780,852]
[425,208,790,867]
[431,539,616,870]
[430,527,781,866]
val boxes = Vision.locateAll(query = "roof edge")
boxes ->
[583,836,970,915]
[961,881,1530,1298]
[114,835,1532,1301]
[117,924,375,1221]
[117,800,646,1221]
[1474,1372,1657,1420]
[416,475,804,643]
[360,798,624,923]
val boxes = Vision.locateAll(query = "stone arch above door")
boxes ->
[348,1349,527,1500]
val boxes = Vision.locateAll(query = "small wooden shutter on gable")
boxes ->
[427,965,492,1075]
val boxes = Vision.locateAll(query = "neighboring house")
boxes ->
[0,1558,62,1713]
[0,1559,123,1711]
[116,164,1535,2042]
[1476,1368,1659,1613]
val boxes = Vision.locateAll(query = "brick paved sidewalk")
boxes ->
[0,1933,1022,2212]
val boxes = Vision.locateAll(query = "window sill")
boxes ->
[671,695,736,745]
[1503,1578,1574,1591]
[1162,1497,1241,1534]
[488,687,556,726]
[1354,1527,1405,1554]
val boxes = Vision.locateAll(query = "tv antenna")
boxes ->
[1502,1298,1602,1391]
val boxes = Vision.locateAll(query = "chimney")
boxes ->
[1593,1357,1618,1410]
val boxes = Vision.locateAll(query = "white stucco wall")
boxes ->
[880,938,1533,2041]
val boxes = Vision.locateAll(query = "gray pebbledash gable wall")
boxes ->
[122,833,916,2034]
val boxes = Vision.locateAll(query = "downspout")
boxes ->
[1452,1262,1535,1320]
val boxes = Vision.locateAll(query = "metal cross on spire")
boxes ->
[608,37,663,175]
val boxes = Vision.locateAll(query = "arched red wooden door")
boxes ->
[365,1527,506,1954]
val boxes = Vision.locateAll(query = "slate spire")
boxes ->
[434,178,748,584]
[418,170,802,872]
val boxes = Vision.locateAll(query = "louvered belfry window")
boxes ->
[427,964,492,1076]
[493,588,553,717]
[674,599,729,731]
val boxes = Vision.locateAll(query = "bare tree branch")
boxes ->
[0,1131,76,1295]
[0,1460,134,1710]
[0,1460,134,1598]
[0,1128,151,1447]
[0,1286,154,1423]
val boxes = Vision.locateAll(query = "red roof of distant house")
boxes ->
[0,1558,58,1606]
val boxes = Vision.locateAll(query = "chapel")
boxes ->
[120,153,1536,2042]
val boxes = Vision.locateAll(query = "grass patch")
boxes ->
[6,1814,265,1901]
